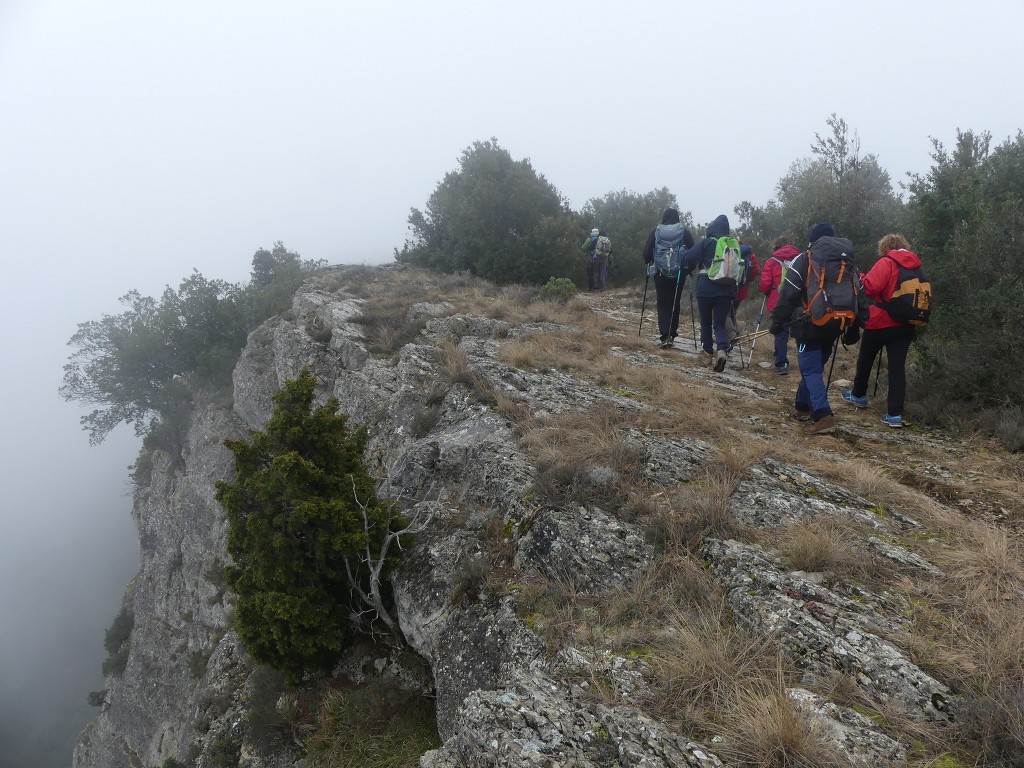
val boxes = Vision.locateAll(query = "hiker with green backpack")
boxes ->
[681,214,742,372]
[642,207,695,348]
[770,222,869,435]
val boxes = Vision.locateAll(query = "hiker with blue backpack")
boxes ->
[642,207,695,348]
[841,233,931,428]
[759,235,801,375]
[681,214,742,372]
[770,222,870,435]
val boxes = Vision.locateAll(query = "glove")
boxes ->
[646,262,657,278]
[842,327,861,345]
[769,319,783,336]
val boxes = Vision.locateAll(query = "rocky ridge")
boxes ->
[73,265,1024,768]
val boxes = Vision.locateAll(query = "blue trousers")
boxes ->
[796,338,836,420]
[697,295,733,354]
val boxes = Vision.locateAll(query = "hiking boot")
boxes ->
[775,363,789,375]
[713,349,728,372]
[658,338,671,349]
[701,349,715,367]
[792,408,811,421]
[841,389,868,409]
[805,414,836,435]
[881,413,904,428]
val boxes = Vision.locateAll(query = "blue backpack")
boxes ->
[653,223,686,277]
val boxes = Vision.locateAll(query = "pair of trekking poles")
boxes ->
[640,271,771,368]
[638,266,694,347]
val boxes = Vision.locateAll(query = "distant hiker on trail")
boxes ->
[643,207,694,348]
[841,233,930,428]
[681,214,739,372]
[591,231,613,291]
[760,235,800,375]
[770,221,869,435]
[726,238,760,345]
[582,229,600,290]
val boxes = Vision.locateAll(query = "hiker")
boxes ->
[642,207,694,348]
[681,214,738,371]
[770,222,869,435]
[582,229,600,290]
[841,233,927,428]
[759,235,801,375]
[592,231,613,291]
[726,239,760,345]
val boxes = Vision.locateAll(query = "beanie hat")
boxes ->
[807,222,835,243]
[591,228,600,236]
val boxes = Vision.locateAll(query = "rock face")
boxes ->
[74,266,974,767]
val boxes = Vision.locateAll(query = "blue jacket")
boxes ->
[681,214,735,299]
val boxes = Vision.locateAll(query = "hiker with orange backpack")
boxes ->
[841,234,931,428]
[770,222,869,435]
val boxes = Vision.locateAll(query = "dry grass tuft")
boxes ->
[718,683,848,768]
[939,522,1024,604]
[648,604,784,736]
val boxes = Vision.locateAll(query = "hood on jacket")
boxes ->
[882,248,922,270]
[772,244,800,261]
[706,214,730,238]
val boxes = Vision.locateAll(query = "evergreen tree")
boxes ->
[395,138,578,285]
[215,371,402,684]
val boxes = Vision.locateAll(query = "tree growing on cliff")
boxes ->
[216,370,413,683]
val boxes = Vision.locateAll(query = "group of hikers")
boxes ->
[584,209,931,436]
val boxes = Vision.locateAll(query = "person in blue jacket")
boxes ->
[681,214,735,372]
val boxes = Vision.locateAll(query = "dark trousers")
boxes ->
[697,295,733,354]
[654,272,686,341]
[852,325,915,416]
[586,261,596,290]
[796,337,836,420]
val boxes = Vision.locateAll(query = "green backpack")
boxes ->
[705,236,744,287]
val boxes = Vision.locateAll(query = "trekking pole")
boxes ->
[826,335,840,390]
[638,273,650,337]
[732,328,773,345]
[746,294,768,367]
[670,268,684,344]
[688,276,697,349]
[872,348,886,397]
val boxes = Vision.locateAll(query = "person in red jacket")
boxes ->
[726,240,760,345]
[759,235,801,374]
[840,233,923,428]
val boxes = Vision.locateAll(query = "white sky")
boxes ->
[1,0,1022,762]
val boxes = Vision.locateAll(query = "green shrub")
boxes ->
[215,370,406,684]
[539,277,577,303]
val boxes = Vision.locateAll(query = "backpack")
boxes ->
[878,256,931,326]
[769,256,791,291]
[653,223,686,277]
[737,246,753,287]
[705,236,744,286]
[803,236,859,332]
[593,235,612,262]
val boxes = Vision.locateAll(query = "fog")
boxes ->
[2,0,1022,764]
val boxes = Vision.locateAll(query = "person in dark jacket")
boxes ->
[642,207,695,348]
[770,222,869,435]
[681,214,735,372]
[840,233,923,428]
[581,228,600,290]
[759,235,801,374]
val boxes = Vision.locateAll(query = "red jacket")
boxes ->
[735,251,760,301]
[862,248,923,330]
[759,244,800,313]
